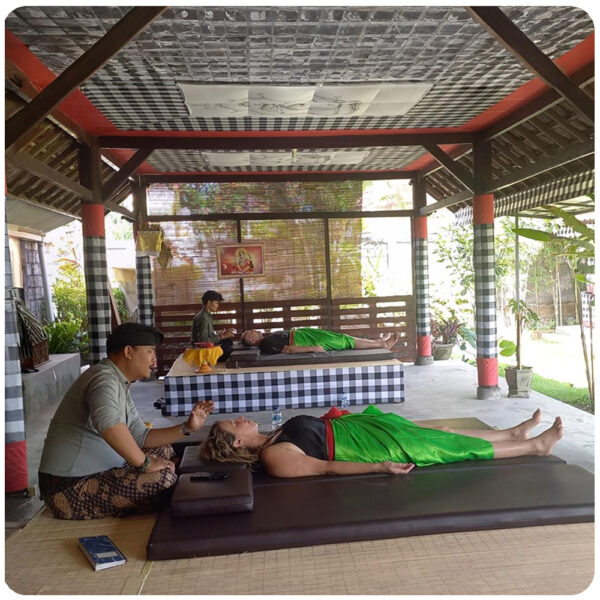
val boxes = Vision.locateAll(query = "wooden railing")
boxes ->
[154,295,416,375]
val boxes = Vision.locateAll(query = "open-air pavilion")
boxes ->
[4,4,595,594]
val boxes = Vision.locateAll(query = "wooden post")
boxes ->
[324,218,333,329]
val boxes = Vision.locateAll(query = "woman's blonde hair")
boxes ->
[199,422,261,467]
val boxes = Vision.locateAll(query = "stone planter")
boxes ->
[432,342,455,361]
[505,366,533,398]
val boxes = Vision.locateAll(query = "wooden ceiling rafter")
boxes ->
[6,149,94,201]
[101,147,154,200]
[422,144,476,192]
[147,209,414,224]
[140,170,419,185]
[99,131,475,153]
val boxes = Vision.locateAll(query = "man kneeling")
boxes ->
[38,323,213,520]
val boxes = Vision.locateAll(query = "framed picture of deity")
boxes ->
[216,243,265,278]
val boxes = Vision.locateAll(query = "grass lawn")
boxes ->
[497,362,593,413]
[465,358,593,413]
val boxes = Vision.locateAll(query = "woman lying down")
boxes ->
[199,403,563,478]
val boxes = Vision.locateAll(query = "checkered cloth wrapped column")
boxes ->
[83,235,112,363]
[473,195,499,398]
[474,223,497,358]
[136,255,154,326]
[5,226,29,491]
[581,291,595,327]
[412,216,432,363]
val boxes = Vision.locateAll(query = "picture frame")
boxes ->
[216,243,265,279]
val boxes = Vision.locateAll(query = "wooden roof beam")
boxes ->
[422,144,475,191]
[141,170,419,185]
[102,147,154,199]
[146,209,414,223]
[5,7,167,149]
[467,7,594,125]
[99,131,475,151]
[6,148,94,201]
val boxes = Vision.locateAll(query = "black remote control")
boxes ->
[189,471,231,481]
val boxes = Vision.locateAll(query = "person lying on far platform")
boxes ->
[38,322,216,520]
[199,404,563,479]
[240,327,399,354]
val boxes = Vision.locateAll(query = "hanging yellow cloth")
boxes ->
[183,346,223,371]
[136,230,163,257]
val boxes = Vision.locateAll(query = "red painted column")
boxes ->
[81,203,112,363]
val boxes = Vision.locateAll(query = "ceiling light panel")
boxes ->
[202,150,372,168]
[179,83,432,118]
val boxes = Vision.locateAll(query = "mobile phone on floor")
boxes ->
[189,471,230,481]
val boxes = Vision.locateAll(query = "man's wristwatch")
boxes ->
[180,423,192,436]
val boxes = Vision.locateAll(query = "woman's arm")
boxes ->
[260,443,414,478]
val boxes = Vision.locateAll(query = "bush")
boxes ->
[44,320,88,353]
[113,287,133,322]
[52,267,87,327]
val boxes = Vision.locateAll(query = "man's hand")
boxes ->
[145,455,176,474]
[185,400,215,431]
[218,328,236,339]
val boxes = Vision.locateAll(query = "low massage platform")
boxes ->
[147,417,594,561]
[162,352,404,416]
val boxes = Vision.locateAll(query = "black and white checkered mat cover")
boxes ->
[163,363,404,415]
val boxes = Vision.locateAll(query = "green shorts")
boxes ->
[291,328,355,351]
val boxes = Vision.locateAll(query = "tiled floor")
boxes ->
[5,359,594,539]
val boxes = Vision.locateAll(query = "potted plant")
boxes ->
[431,314,464,360]
[499,299,539,397]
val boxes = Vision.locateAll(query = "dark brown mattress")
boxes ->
[225,347,395,368]
[147,456,594,560]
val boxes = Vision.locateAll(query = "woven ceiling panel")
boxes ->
[6,6,593,132]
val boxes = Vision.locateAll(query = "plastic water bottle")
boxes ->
[271,405,283,430]
[339,393,349,409]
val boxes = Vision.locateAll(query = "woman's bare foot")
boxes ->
[509,409,542,440]
[533,417,563,456]
[384,333,399,350]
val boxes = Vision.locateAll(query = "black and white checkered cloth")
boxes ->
[413,236,430,338]
[83,236,112,363]
[5,228,25,443]
[454,170,595,225]
[163,363,405,416]
[473,223,497,359]
[136,255,154,326]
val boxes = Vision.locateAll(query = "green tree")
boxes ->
[52,253,87,328]
[514,206,594,408]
